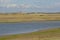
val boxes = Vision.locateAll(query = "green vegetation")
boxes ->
[0,28,60,40]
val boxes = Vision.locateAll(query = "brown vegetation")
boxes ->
[0,13,60,22]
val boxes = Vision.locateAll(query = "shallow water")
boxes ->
[0,21,60,35]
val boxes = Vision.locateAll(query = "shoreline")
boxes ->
[0,28,60,40]
[0,27,59,36]
[0,20,60,23]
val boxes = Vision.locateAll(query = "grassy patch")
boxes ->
[0,28,60,40]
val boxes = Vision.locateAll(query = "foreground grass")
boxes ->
[0,28,60,40]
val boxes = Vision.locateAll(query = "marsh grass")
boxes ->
[0,13,60,22]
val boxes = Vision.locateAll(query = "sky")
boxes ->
[0,0,60,13]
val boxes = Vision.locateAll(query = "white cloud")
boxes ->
[18,4,43,8]
[33,2,60,9]
[0,0,11,3]
[0,0,60,9]
[6,4,17,8]
[20,4,31,8]
[0,0,18,8]
[45,2,60,9]
[0,0,17,3]
[54,2,60,7]
[0,4,17,8]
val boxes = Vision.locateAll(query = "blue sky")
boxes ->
[0,0,60,13]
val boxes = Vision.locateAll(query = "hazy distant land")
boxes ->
[0,12,60,22]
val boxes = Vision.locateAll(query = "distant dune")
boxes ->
[0,12,60,22]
